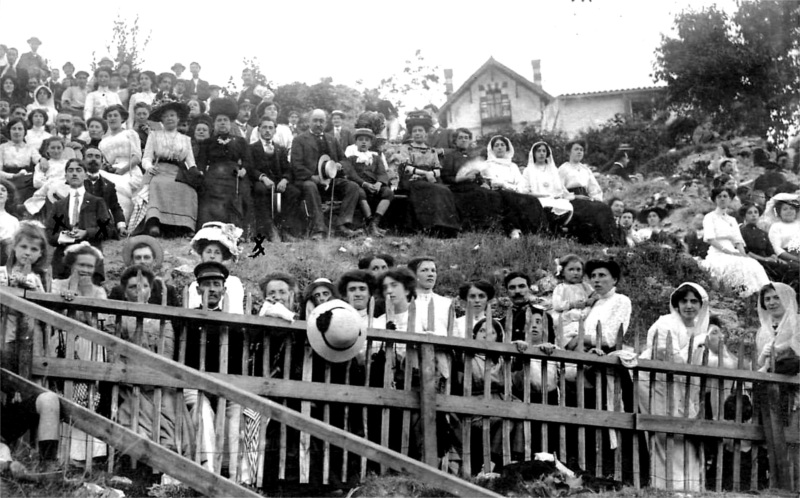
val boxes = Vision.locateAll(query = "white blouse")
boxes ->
[142,130,196,170]
[0,142,41,179]
[558,162,603,201]
[84,87,123,120]
[768,220,800,256]
[583,288,631,348]
[703,210,744,253]
[483,159,526,193]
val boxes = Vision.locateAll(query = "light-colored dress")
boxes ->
[768,220,800,258]
[558,161,603,201]
[99,129,144,220]
[0,141,41,180]
[138,129,198,231]
[702,210,770,296]
[582,287,631,349]
[0,211,19,240]
[646,283,710,358]
[551,281,593,346]
[24,126,51,152]
[24,158,69,215]
[50,279,108,461]
[522,143,573,218]
[84,87,122,120]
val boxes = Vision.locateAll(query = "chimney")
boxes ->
[444,68,454,96]
[531,60,542,87]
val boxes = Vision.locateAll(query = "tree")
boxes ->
[271,78,364,123]
[224,57,274,100]
[653,1,800,142]
[92,14,152,70]
[363,49,446,114]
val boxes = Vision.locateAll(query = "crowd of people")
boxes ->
[1,37,799,489]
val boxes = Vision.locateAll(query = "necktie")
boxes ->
[334,128,340,141]
[71,193,80,227]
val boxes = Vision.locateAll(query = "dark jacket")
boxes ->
[84,175,125,227]
[186,78,210,102]
[289,131,343,182]
[344,152,389,185]
[248,140,290,183]
[440,148,473,185]
[46,191,110,280]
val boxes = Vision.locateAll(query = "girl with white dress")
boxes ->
[98,104,142,220]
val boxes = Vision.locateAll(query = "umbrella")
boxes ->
[127,186,149,234]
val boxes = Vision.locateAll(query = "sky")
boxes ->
[3,0,739,103]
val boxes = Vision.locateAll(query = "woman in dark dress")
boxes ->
[397,111,460,236]
[740,203,797,288]
[195,98,252,228]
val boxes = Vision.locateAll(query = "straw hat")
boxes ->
[122,235,164,267]
[306,299,366,363]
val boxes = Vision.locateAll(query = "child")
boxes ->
[1,221,48,293]
[24,137,70,216]
[551,254,595,348]
[344,128,393,236]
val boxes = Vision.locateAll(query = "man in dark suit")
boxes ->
[16,37,47,82]
[248,116,295,241]
[601,146,633,182]
[423,104,454,158]
[46,159,111,283]
[186,62,210,102]
[330,110,353,149]
[83,146,126,236]
[290,109,360,240]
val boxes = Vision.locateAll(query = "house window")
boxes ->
[480,86,511,122]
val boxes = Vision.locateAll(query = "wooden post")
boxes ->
[419,344,438,467]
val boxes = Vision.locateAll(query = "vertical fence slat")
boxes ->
[299,342,313,483]
[213,325,229,476]
[130,316,144,469]
[522,308,532,459]
[594,323,603,477]
[322,361,331,485]
[733,343,745,491]
[715,348,725,492]
[461,304,474,478]
[648,331,658,489]
[577,317,586,471]
[750,342,759,491]
[557,315,567,464]
[631,326,640,489]
[664,332,674,490]
[278,335,292,480]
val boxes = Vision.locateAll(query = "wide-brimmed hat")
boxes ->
[209,98,239,120]
[637,206,669,224]
[317,154,339,181]
[306,299,366,363]
[150,95,190,122]
[353,128,375,141]
[191,222,243,262]
[122,235,164,267]
[103,104,129,122]
[405,110,432,131]
[171,62,186,73]
[27,37,42,46]
[584,259,621,281]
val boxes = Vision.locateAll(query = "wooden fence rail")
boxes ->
[1,286,797,493]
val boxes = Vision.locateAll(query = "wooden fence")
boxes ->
[1,286,798,494]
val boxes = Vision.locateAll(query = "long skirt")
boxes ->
[100,165,143,221]
[407,181,460,234]
[145,162,197,231]
[449,183,504,231]
[498,190,545,234]
[568,198,617,245]
[701,247,770,296]
[197,162,244,228]
[6,165,35,203]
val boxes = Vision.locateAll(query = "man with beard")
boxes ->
[502,271,554,343]
[51,113,84,159]
[289,108,361,240]
[83,146,126,237]
[46,159,110,282]
[230,102,253,140]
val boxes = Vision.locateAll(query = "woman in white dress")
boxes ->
[98,104,142,220]
[84,67,122,121]
[24,108,52,152]
[25,85,58,125]
[126,70,156,129]
[702,187,770,296]
[764,194,800,266]
[523,141,574,230]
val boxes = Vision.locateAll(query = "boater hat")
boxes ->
[122,235,164,267]
[353,128,375,140]
[306,299,366,363]
[317,154,339,181]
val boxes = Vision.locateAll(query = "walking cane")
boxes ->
[327,179,335,239]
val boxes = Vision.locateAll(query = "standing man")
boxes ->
[289,109,361,240]
[330,110,353,149]
[407,257,451,334]
[237,68,272,127]
[0,48,18,79]
[16,37,48,81]
[46,159,110,282]
[186,62,210,102]
[171,62,186,83]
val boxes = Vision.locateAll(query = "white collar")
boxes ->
[71,186,86,196]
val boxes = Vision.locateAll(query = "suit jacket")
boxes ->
[332,127,354,148]
[289,131,344,182]
[427,127,455,155]
[248,141,290,183]
[84,176,125,227]
[46,191,110,280]
[186,78,210,102]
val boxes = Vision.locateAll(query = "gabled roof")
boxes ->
[558,86,666,98]
[439,57,554,117]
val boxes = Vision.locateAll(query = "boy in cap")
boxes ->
[344,128,393,236]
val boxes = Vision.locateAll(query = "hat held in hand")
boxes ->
[306,299,365,363]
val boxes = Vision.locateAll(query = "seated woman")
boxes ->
[556,140,616,245]
[646,283,710,357]
[49,242,107,463]
[133,96,198,237]
[523,141,574,232]
[114,265,191,454]
[765,194,800,276]
[740,203,796,287]
[396,111,460,236]
[701,187,770,297]
[0,118,44,203]
[98,104,143,221]
[463,135,544,239]
[25,108,52,152]
[635,206,684,250]
[186,222,244,314]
